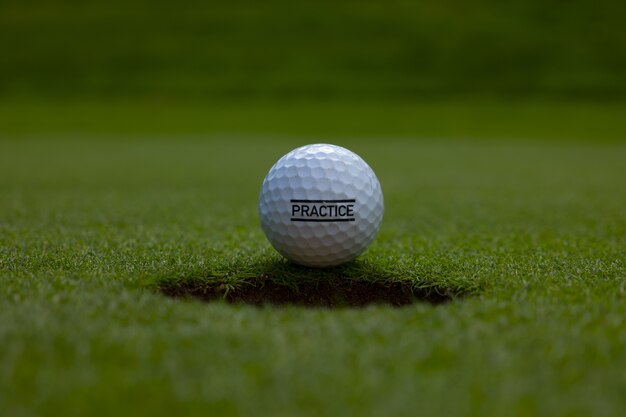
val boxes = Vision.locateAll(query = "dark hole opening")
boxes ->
[157,259,462,308]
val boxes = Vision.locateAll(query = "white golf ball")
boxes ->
[258,144,384,267]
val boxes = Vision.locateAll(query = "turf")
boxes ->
[2,0,626,98]
[1,101,625,416]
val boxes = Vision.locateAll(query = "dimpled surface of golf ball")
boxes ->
[259,144,384,267]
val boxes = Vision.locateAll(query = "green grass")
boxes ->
[2,99,626,141]
[1,101,625,416]
[2,0,626,99]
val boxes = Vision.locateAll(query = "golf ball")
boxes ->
[258,144,384,267]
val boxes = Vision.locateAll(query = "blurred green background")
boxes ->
[1,0,625,101]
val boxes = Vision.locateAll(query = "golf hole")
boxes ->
[159,278,452,307]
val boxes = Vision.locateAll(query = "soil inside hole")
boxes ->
[160,279,452,307]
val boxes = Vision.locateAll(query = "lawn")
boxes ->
[0,100,625,416]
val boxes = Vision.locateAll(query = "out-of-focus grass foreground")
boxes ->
[1,1,625,417]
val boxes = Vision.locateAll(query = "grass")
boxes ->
[2,99,626,141]
[2,0,626,99]
[1,100,625,416]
